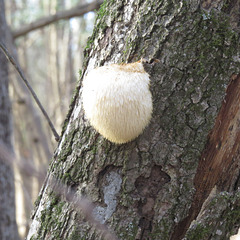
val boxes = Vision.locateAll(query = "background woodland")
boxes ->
[1,0,240,239]
[4,0,99,238]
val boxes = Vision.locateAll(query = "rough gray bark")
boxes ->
[27,0,240,239]
[0,0,19,239]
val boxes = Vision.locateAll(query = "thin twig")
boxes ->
[0,42,60,141]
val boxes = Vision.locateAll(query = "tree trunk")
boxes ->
[0,0,19,239]
[27,1,240,239]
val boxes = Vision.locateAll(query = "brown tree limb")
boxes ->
[12,0,103,39]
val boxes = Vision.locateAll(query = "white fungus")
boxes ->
[82,60,153,144]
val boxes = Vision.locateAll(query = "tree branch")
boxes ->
[0,42,60,142]
[12,0,103,39]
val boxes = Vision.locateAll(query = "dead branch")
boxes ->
[12,0,103,39]
[0,42,60,142]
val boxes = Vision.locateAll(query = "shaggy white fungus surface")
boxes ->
[82,61,152,144]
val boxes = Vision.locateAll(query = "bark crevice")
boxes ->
[135,165,170,239]
[171,73,240,239]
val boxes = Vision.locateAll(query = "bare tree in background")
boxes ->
[25,0,240,239]
[1,0,102,238]
[0,0,19,239]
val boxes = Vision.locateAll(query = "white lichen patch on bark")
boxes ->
[26,204,44,240]
[56,123,71,155]
[93,171,122,223]
[26,187,50,240]
[73,104,82,121]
